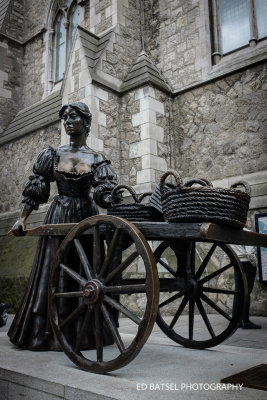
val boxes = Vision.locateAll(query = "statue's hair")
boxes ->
[59,102,92,136]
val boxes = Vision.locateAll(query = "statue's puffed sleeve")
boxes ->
[22,147,55,210]
[92,158,119,209]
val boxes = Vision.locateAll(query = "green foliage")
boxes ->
[0,276,29,313]
[0,236,38,312]
[0,236,38,278]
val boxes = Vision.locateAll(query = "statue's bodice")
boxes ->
[22,145,118,211]
[54,168,93,199]
[53,147,101,199]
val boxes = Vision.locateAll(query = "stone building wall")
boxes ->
[23,0,47,41]
[0,122,61,214]
[143,0,208,90]
[0,38,23,133]
[2,0,25,42]
[172,62,267,181]
[0,0,25,132]
[22,36,46,108]
[17,0,49,107]
[97,0,141,84]
[128,86,170,190]
[99,90,130,181]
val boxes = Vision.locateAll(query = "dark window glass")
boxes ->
[53,1,80,82]
[55,13,66,82]
[220,0,250,54]
[255,0,267,39]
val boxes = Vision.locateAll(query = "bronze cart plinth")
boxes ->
[23,216,267,373]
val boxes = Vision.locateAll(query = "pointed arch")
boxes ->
[46,0,82,84]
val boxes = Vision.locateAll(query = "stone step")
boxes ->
[1,325,267,400]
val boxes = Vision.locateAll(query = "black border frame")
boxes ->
[255,213,267,284]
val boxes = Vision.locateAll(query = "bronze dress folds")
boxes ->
[8,146,118,351]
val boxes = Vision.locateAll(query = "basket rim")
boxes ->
[162,186,251,201]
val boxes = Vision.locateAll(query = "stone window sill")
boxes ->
[209,40,267,80]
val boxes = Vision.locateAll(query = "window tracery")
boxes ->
[52,0,81,82]
[211,0,267,64]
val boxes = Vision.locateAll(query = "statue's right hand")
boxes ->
[8,220,26,237]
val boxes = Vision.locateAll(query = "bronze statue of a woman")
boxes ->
[8,102,119,350]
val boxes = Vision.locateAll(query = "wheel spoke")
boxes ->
[202,287,237,295]
[157,259,176,277]
[159,290,186,309]
[93,225,102,274]
[54,291,83,298]
[188,298,194,340]
[99,228,120,279]
[49,215,159,372]
[95,306,103,362]
[105,284,146,294]
[75,308,91,352]
[190,241,196,276]
[154,241,242,349]
[195,243,217,279]
[101,303,125,353]
[169,296,189,329]
[60,263,87,286]
[74,238,94,280]
[199,263,232,285]
[200,293,231,321]
[59,303,86,328]
[104,251,139,284]
[104,295,141,325]
[196,298,215,338]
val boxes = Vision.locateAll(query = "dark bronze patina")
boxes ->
[8,102,120,352]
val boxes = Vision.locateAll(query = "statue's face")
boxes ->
[62,106,87,136]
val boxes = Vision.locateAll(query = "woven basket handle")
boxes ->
[230,180,251,195]
[139,192,152,203]
[110,184,140,205]
[183,178,213,188]
[159,170,183,194]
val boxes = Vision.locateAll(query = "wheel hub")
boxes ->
[83,279,103,305]
[187,279,199,298]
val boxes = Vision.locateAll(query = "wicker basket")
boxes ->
[160,170,251,229]
[149,183,175,217]
[107,184,158,222]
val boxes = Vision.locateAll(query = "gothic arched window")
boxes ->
[53,0,80,82]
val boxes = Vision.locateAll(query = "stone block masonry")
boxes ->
[144,0,204,91]
[0,123,61,214]
[0,39,23,133]
[172,63,267,182]
[129,86,169,191]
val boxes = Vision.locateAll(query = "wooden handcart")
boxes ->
[24,215,267,374]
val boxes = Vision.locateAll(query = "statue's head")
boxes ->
[59,102,92,137]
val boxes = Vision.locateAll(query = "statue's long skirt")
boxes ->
[8,195,114,351]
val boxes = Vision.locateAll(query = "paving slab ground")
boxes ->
[0,315,266,400]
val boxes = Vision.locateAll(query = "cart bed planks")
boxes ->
[22,221,267,247]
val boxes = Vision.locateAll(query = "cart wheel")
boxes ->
[48,215,159,373]
[154,240,247,349]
